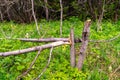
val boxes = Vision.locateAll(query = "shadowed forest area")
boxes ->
[0,0,120,80]
[0,0,120,22]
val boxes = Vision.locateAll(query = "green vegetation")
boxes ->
[1,0,120,22]
[0,17,120,80]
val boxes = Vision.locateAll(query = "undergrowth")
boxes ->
[0,17,120,80]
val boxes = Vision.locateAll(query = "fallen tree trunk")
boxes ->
[18,38,69,42]
[0,41,69,57]
[0,38,82,43]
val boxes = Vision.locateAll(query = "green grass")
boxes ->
[0,17,120,80]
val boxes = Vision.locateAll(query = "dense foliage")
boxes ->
[0,0,120,23]
[0,17,120,80]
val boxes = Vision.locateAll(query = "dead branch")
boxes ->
[0,37,82,43]
[90,33,120,42]
[35,47,53,80]
[14,38,69,42]
[16,49,42,80]
[77,19,91,70]
[70,28,75,67]
[1,33,120,43]
[0,41,69,57]
[31,0,40,35]
[96,0,105,31]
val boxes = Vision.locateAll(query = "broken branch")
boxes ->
[16,49,42,80]
[35,47,53,80]
[0,41,69,57]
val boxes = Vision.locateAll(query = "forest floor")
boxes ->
[0,17,120,80]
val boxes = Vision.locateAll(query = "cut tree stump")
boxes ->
[77,19,91,70]
[70,28,75,67]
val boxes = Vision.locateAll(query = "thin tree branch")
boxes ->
[35,46,53,80]
[0,33,120,43]
[60,0,63,37]
[1,31,120,43]
[90,33,120,42]
[31,0,40,35]
[112,65,120,74]
[96,0,105,31]
[16,49,42,80]
[0,0,19,7]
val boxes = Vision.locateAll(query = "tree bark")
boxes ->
[70,28,75,67]
[0,38,82,43]
[0,41,69,56]
[44,0,49,21]
[77,19,91,70]
[60,0,63,37]
[31,0,40,35]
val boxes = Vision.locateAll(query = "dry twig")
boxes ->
[35,47,53,80]
[90,33,120,42]
[16,49,42,80]
[31,0,40,35]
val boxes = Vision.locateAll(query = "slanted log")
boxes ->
[0,41,69,57]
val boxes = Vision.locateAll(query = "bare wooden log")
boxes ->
[0,38,82,43]
[77,19,91,70]
[0,41,70,57]
[19,38,69,42]
[1,35,119,43]
[0,38,69,42]
[70,28,75,67]
[31,0,40,35]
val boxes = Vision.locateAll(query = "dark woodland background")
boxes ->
[0,0,120,23]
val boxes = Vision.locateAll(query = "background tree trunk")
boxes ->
[60,0,63,37]
[44,0,49,21]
